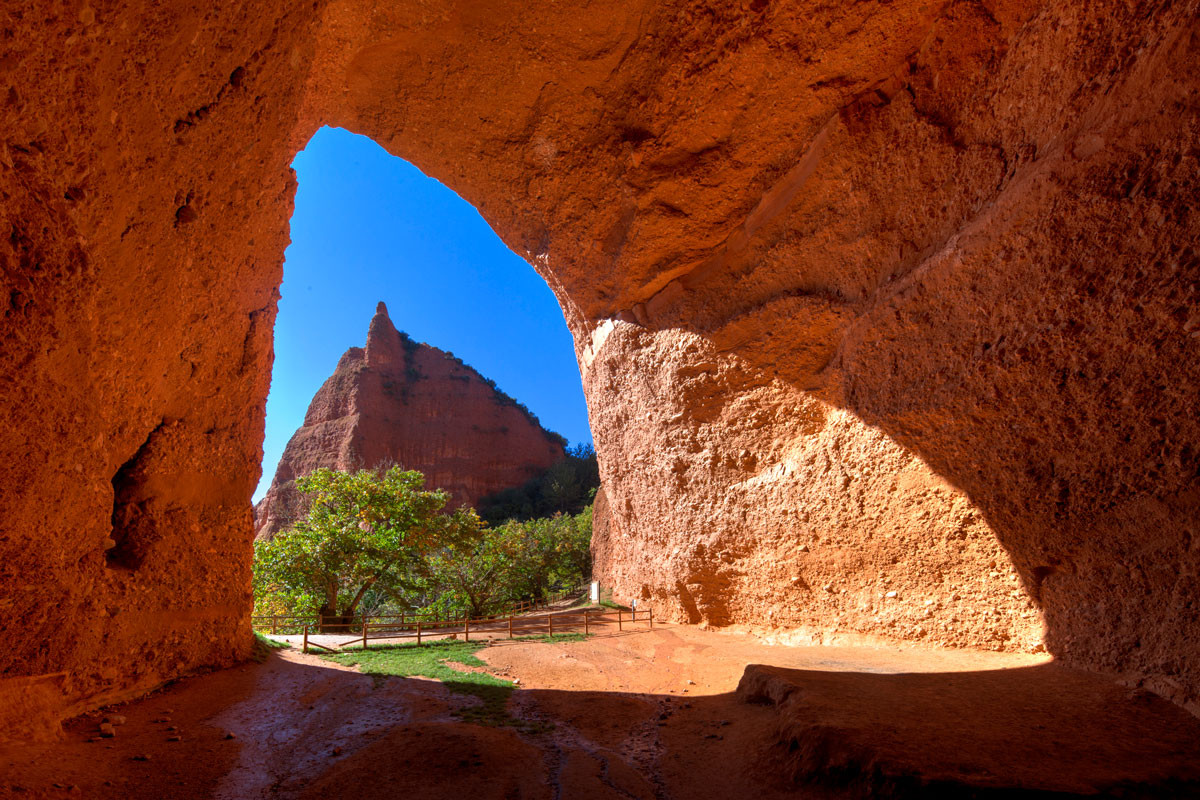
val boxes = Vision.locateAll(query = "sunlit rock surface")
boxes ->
[1,0,1197,727]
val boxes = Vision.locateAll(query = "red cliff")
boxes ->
[253,302,566,538]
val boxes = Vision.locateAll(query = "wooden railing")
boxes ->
[253,582,590,635]
[301,606,653,653]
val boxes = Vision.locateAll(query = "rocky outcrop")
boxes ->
[586,323,1042,651]
[1,0,1198,730]
[253,302,566,538]
[736,663,1200,795]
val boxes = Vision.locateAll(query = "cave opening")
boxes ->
[251,125,600,623]
[258,125,593,513]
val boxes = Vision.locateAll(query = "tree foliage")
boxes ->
[419,505,594,619]
[252,467,481,626]
[476,443,599,525]
[253,466,594,626]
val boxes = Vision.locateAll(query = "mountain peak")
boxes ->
[366,302,402,366]
[253,304,568,539]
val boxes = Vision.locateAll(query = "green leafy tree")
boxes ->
[422,526,520,619]
[556,504,593,581]
[500,508,594,602]
[253,467,481,630]
[414,505,595,618]
[476,444,599,524]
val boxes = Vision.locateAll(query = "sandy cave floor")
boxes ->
[3,622,1200,799]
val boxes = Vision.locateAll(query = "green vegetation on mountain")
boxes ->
[476,443,599,525]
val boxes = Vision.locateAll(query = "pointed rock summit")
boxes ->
[364,300,405,366]
[254,303,567,539]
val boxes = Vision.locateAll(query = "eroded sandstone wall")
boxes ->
[0,0,321,724]
[311,0,1199,709]
[2,0,1198,728]
[584,321,1042,651]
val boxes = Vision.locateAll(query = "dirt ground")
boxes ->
[3,620,1199,798]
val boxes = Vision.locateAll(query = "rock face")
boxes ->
[253,302,567,539]
[1,0,1198,731]
[586,323,1042,651]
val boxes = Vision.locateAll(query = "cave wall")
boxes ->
[583,321,1042,650]
[0,0,319,730]
[310,0,1200,709]
[1,0,1197,728]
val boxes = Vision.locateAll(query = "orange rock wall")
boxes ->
[0,0,319,720]
[1,0,1198,724]
[584,322,1041,651]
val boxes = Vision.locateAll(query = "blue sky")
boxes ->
[255,127,591,502]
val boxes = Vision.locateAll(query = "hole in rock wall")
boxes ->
[254,127,592,523]
[106,423,164,570]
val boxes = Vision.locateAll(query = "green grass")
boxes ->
[252,632,290,662]
[530,633,587,644]
[318,634,586,729]
[595,586,626,610]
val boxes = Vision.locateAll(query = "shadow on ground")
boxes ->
[3,627,1199,799]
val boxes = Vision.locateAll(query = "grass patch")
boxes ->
[526,633,587,644]
[323,640,518,727]
[318,635,587,729]
[595,585,627,610]
[326,639,498,685]
[252,632,290,661]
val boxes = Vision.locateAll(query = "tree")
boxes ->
[557,504,593,581]
[253,467,481,630]
[476,443,600,524]
[422,526,519,619]
[501,508,594,602]
[413,505,595,618]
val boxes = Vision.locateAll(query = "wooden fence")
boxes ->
[253,583,588,636]
[301,606,653,654]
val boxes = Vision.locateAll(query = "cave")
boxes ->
[1,0,1198,791]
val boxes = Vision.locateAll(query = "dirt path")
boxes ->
[3,622,1199,798]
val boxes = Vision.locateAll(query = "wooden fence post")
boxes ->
[584,610,589,636]
[548,613,553,637]
[271,615,278,635]
[417,621,422,646]
[618,610,623,631]
[465,618,470,642]
[362,621,368,650]
[508,616,513,639]
[649,608,653,630]
[303,625,309,654]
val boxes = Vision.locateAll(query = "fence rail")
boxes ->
[301,606,653,653]
[253,582,589,635]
